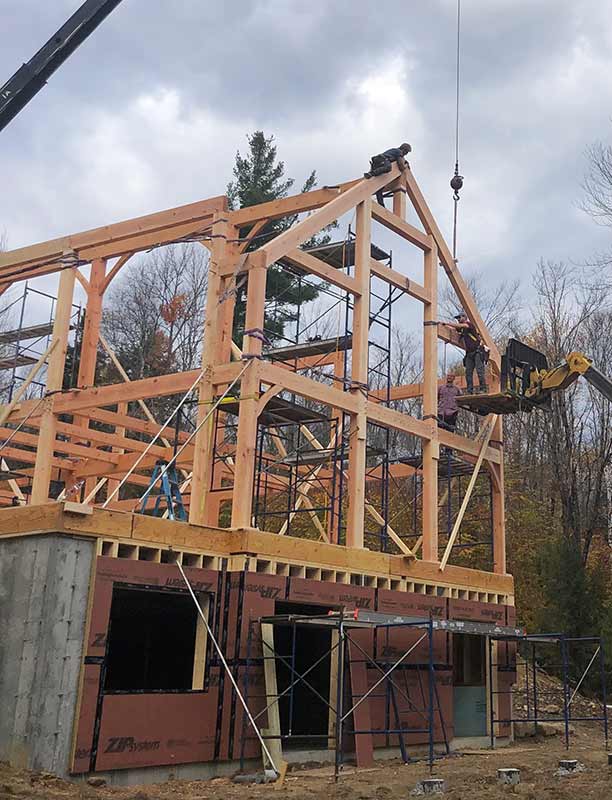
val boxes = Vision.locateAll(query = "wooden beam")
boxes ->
[86,407,190,441]
[31,268,76,503]
[74,270,90,292]
[437,428,500,464]
[53,370,200,416]
[0,196,226,283]
[371,202,430,250]
[371,375,468,402]
[346,199,371,549]
[258,167,401,268]
[392,186,407,220]
[369,258,430,304]
[272,248,360,295]
[403,169,501,367]
[231,255,266,527]
[0,425,123,463]
[260,623,284,771]
[257,362,359,416]
[365,400,430,439]
[228,180,360,226]
[190,214,235,525]
[100,253,134,294]
[74,258,106,434]
[422,237,439,562]
[490,414,506,574]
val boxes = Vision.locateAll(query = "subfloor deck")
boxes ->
[0,503,514,602]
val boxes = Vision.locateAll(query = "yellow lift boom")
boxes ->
[458,338,612,415]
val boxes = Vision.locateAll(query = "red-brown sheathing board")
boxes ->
[72,557,221,774]
[72,664,102,774]
[95,692,218,770]
[85,558,219,658]
[222,572,286,760]
[367,667,453,748]
[347,630,375,767]
[72,559,513,774]
[377,592,448,665]
[288,577,375,611]
[447,599,506,625]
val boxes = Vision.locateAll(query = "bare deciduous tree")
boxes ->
[581,140,612,226]
[521,260,612,562]
[102,243,208,381]
[440,270,522,340]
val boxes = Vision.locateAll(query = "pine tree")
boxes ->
[227,131,333,342]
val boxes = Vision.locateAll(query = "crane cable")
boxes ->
[450,0,464,262]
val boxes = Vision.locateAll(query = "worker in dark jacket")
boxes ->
[437,373,461,431]
[365,143,411,206]
[448,312,488,394]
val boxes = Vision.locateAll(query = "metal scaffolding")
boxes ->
[238,609,525,780]
[488,632,609,750]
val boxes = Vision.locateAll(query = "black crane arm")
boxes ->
[584,365,612,403]
[0,0,124,133]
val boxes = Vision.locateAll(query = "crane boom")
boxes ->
[0,0,124,133]
[583,365,612,403]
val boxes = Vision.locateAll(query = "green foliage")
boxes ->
[227,131,333,341]
[534,536,604,638]
[227,131,299,212]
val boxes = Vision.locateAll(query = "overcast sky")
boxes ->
[2,0,612,314]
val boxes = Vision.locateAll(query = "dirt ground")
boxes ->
[1,724,611,800]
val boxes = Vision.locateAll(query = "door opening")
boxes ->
[273,601,332,749]
[452,634,487,737]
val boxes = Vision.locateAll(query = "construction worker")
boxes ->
[437,373,461,432]
[449,312,487,394]
[365,143,411,206]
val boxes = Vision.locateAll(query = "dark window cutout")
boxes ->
[104,587,198,692]
[453,633,486,687]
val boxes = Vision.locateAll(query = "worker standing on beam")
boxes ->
[449,312,488,394]
[364,143,411,207]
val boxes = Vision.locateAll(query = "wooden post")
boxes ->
[491,415,506,573]
[106,401,127,501]
[76,259,105,391]
[74,258,106,462]
[422,237,439,562]
[346,199,371,549]
[31,268,76,504]
[392,185,407,220]
[231,250,266,529]
[260,623,283,770]
[190,210,231,525]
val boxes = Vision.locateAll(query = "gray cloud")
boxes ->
[1,0,612,304]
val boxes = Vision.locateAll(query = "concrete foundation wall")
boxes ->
[0,534,95,774]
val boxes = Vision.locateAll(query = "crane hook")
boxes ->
[450,165,463,201]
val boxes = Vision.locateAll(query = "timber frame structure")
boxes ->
[0,162,505,574]
[0,161,517,781]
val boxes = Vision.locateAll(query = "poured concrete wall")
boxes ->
[0,534,94,775]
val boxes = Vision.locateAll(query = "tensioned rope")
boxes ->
[102,361,248,509]
[177,560,279,775]
[133,360,251,512]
